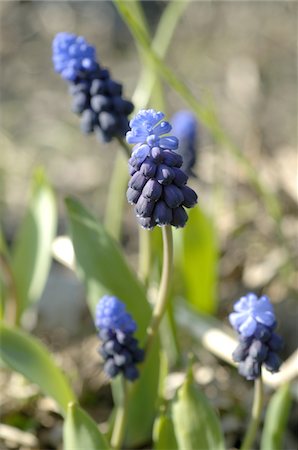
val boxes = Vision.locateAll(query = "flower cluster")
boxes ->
[95,296,144,381]
[126,109,198,229]
[52,32,134,142]
[171,110,198,177]
[229,293,283,380]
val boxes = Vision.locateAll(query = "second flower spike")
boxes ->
[52,32,134,143]
[126,109,198,229]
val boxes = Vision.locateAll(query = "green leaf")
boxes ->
[153,411,178,450]
[182,206,218,314]
[261,383,292,450]
[66,198,160,447]
[11,168,57,321]
[63,402,109,450]
[0,323,75,415]
[172,368,225,450]
[65,197,149,337]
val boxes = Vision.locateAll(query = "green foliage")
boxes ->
[0,323,75,415]
[261,383,292,450]
[153,410,178,450]
[182,206,218,314]
[66,197,149,336]
[66,198,161,447]
[11,168,57,322]
[63,402,109,450]
[172,368,225,450]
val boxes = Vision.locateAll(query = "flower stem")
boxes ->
[116,136,131,159]
[241,376,264,450]
[145,225,173,355]
[138,227,152,286]
[111,377,129,450]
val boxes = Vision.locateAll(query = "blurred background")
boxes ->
[0,1,297,449]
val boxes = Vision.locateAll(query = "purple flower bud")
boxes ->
[91,95,113,112]
[150,147,163,163]
[163,185,184,208]
[153,200,173,226]
[238,357,261,381]
[128,172,147,191]
[173,168,188,187]
[140,160,157,178]
[248,340,268,362]
[126,187,141,204]
[268,333,284,352]
[181,185,198,208]
[264,352,282,373]
[232,342,250,362]
[124,365,139,381]
[137,216,155,229]
[171,206,188,228]
[162,150,183,168]
[155,165,175,185]
[135,196,155,217]
[142,179,162,201]
[104,359,120,378]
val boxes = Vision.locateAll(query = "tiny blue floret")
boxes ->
[52,32,97,81]
[229,293,276,338]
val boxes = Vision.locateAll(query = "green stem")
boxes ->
[111,377,129,450]
[116,136,131,159]
[145,225,173,355]
[241,376,264,450]
[138,228,152,286]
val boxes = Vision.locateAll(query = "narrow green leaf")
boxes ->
[63,402,109,450]
[66,198,160,447]
[261,383,292,450]
[172,369,225,450]
[182,206,218,314]
[153,411,178,450]
[65,197,149,337]
[0,323,75,415]
[11,168,57,320]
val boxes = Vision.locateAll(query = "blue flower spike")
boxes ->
[52,32,134,142]
[126,109,198,229]
[95,296,144,381]
[171,110,198,177]
[229,293,283,380]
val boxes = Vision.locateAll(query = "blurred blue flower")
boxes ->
[229,293,283,380]
[52,32,134,142]
[95,296,144,381]
[52,32,97,81]
[171,110,198,176]
[126,109,198,229]
[229,293,276,338]
[95,295,136,333]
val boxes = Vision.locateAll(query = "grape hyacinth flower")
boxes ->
[229,293,283,380]
[52,32,134,142]
[171,110,198,177]
[126,109,198,229]
[95,296,144,381]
